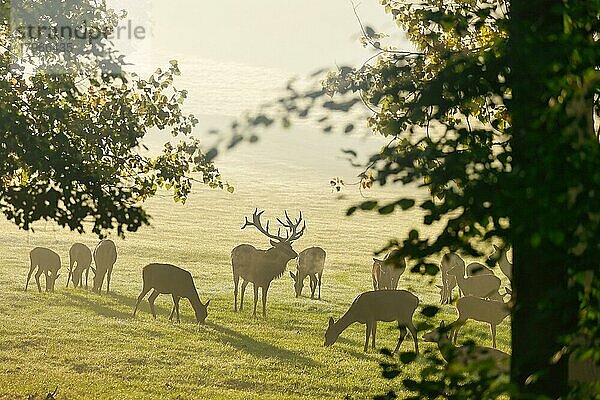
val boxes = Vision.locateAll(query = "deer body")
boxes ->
[423,321,509,372]
[92,240,117,293]
[232,209,305,317]
[26,247,61,292]
[450,296,511,348]
[489,244,512,281]
[372,250,406,291]
[439,252,465,304]
[290,246,326,299]
[324,290,419,353]
[67,243,92,288]
[448,262,502,301]
[133,263,209,323]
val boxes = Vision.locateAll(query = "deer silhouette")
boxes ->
[67,243,92,288]
[26,247,61,292]
[92,239,117,293]
[423,321,509,372]
[232,209,305,317]
[324,290,419,353]
[488,244,512,281]
[133,263,210,324]
[449,295,511,348]
[371,249,406,290]
[438,252,496,304]
[447,260,502,301]
[289,246,326,299]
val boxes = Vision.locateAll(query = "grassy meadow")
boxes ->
[0,131,511,399]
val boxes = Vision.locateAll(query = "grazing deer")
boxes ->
[449,295,511,348]
[67,243,92,288]
[26,247,61,292]
[92,239,117,293]
[447,262,502,301]
[439,252,465,304]
[438,254,493,304]
[371,249,406,291]
[324,290,419,353]
[289,246,326,299]
[423,321,510,372]
[488,244,512,281]
[232,209,305,317]
[133,263,210,324]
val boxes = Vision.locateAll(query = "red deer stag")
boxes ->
[371,249,406,290]
[133,263,210,324]
[289,246,326,299]
[67,243,92,288]
[26,247,61,292]
[324,290,419,353]
[232,209,305,317]
[92,239,117,293]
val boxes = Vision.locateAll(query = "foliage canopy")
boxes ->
[0,0,230,237]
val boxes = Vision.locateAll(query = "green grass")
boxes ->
[0,138,511,399]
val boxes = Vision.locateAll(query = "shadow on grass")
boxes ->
[208,321,319,367]
[59,290,172,320]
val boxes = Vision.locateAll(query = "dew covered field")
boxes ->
[0,129,511,399]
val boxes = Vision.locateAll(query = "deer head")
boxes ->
[324,316,340,346]
[194,300,210,324]
[289,271,303,297]
[241,209,305,258]
[45,270,60,291]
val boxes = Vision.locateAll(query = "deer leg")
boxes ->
[252,283,259,318]
[233,273,239,312]
[406,320,419,354]
[169,295,180,322]
[66,265,72,288]
[148,290,160,319]
[371,322,377,349]
[34,269,43,293]
[261,283,270,318]
[133,286,152,316]
[394,325,408,353]
[85,267,89,289]
[450,320,464,344]
[106,267,112,293]
[364,321,372,352]
[25,265,36,291]
[240,280,248,311]
[491,324,497,348]
[317,272,322,300]
[309,275,316,299]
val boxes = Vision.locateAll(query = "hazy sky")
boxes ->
[108,1,409,180]
[145,0,399,73]
[110,0,406,118]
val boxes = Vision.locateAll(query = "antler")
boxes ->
[276,210,306,243]
[241,209,289,242]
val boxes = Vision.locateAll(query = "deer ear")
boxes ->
[328,317,334,327]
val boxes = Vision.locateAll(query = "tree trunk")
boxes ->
[509,0,580,397]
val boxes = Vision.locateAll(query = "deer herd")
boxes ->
[23,209,520,374]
